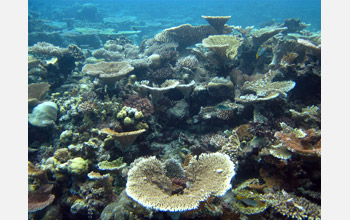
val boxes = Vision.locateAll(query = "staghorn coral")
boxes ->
[125,152,235,212]
[202,15,231,34]
[82,61,134,84]
[202,35,242,60]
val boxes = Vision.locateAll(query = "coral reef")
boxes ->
[28,14,321,219]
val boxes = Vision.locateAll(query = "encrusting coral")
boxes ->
[125,152,235,212]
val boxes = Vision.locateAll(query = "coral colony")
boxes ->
[29,14,320,220]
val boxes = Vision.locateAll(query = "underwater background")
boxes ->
[28,0,321,219]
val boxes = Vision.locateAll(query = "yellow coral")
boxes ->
[117,108,127,119]
[134,111,144,119]
[136,122,149,130]
[123,117,133,125]
[67,157,89,175]
[202,35,242,60]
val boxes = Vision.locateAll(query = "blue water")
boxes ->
[29,0,321,46]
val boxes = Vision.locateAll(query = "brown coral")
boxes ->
[274,129,321,157]
[123,95,154,117]
[28,82,51,109]
[100,128,146,150]
[28,184,55,212]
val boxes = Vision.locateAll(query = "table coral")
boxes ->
[202,16,231,34]
[202,35,242,60]
[125,152,235,212]
[82,61,134,84]
[100,128,146,151]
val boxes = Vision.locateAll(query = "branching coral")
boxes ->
[125,152,235,212]
[122,95,154,118]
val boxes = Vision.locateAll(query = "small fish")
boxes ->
[236,195,265,207]
[216,104,231,110]
[256,43,271,60]
[131,26,138,31]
